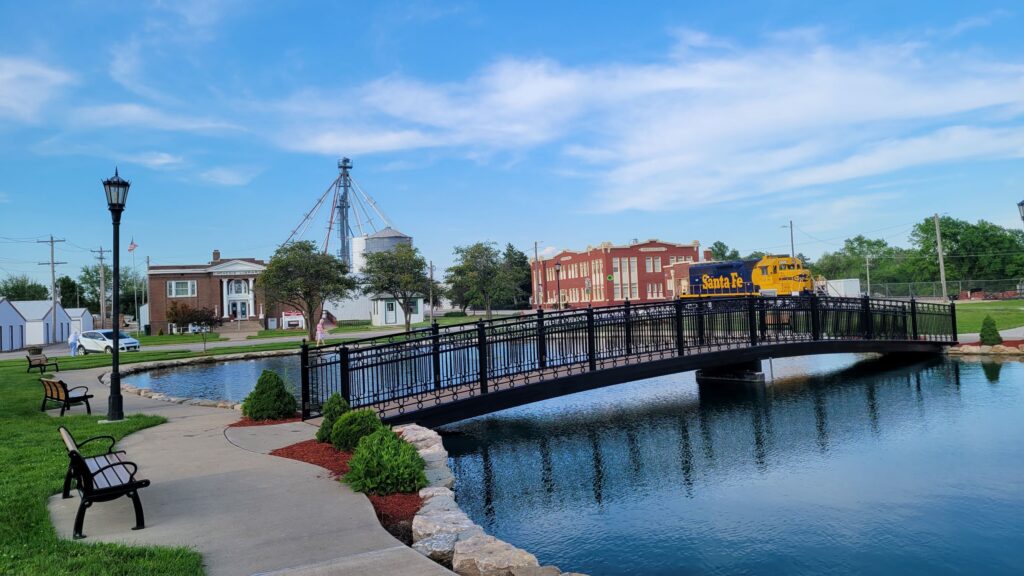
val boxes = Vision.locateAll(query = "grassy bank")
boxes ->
[136,332,228,346]
[956,300,1024,335]
[0,356,204,574]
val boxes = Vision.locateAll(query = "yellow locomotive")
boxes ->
[682,255,815,297]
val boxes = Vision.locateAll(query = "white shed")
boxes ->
[0,298,27,352]
[370,295,425,327]
[66,308,94,334]
[11,300,72,346]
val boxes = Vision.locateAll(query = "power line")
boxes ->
[38,236,66,344]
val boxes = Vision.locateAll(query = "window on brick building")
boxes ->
[654,257,662,272]
[167,280,197,298]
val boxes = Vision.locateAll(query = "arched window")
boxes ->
[232,279,248,295]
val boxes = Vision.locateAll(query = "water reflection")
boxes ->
[443,355,1023,576]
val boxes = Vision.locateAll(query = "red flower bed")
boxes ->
[270,439,351,476]
[228,415,303,428]
[269,438,423,544]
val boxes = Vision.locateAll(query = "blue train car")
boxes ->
[688,259,760,296]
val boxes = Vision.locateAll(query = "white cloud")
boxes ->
[267,30,1024,213]
[200,166,257,186]
[109,39,174,103]
[120,151,184,169]
[69,103,237,132]
[0,192,9,203]
[0,57,73,122]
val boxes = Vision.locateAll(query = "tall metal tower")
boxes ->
[337,158,352,267]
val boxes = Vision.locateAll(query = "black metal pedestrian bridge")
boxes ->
[299,296,957,427]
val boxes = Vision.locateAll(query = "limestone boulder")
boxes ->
[508,566,562,576]
[426,465,456,489]
[419,486,454,500]
[452,534,539,576]
[413,532,459,567]
[412,509,477,542]
[419,441,449,463]
[979,346,992,354]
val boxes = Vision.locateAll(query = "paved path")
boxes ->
[46,367,451,576]
[958,325,1024,344]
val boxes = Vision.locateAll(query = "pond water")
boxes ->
[441,355,1024,575]
[126,355,301,402]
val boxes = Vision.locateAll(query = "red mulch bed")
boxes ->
[269,438,422,544]
[228,415,303,428]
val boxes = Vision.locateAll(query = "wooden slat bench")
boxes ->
[26,353,59,374]
[59,426,151,539]
[40,378,93,417]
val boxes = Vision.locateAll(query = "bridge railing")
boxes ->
[300,295,956,419]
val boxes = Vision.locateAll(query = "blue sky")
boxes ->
[2,1,1023,285]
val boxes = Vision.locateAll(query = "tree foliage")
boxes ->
[242,370,298,421]
[496,243,532,309]
[979,315,1002,346]
[75,264,144,315]
[0,275,48,300]
[56,276,80,309]
[444,242,530,316]
[258,241,356,341]
[709,241,740,261]
[361,243,429,332]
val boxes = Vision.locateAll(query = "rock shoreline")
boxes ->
[947,344,1024,357]
[97,349,299,410]
[395,424,586,576]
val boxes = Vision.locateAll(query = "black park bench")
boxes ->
[40,377,93,416]
[26,353,59,374]
[59,426,151,539]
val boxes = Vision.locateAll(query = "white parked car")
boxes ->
[78,329,141,354]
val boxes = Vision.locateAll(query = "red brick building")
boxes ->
[148,250,269,333]
[530,240,712,309]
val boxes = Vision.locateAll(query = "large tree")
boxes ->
[495,243,532,309]
[56,275,81,309]
[76,264,144,316]
[445,242,503,318]
[0,275,48,300]
[361,243,430,332]
[709,241,740,261]
[258,241,356,341]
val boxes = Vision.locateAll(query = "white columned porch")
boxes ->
[247,278,255,319]
[221,279,229,318]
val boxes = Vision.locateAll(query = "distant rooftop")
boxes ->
[10,300,62,321]
[366,227,410,239]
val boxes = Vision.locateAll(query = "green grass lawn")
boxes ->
[247,329,308,339]
[0,356,204,574]
[135,332,228,346]
[956,300,1024,335]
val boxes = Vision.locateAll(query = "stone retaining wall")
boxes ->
[395,424,586,576]
[947,344,1024,356]
[97,349,300,410]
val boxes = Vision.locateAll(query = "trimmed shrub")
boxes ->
[316,394,350,443]
[443,310,467,317]
[241,370,298,421]
[331,409,383,451]
[345,427,427,495]
[980,315,1002,346]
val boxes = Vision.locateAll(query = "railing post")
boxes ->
[909,299,918,341]
[300,340,310,420]
[477,321,488,394]
[862,296,874,340]
[949,301,957,341]
[758,298,768,342]
[810,294,821,341]
[674,298,684,356]
[431,321,442,390]
[339,345,351,403]
[747,296,758,346]
[536,308,547,370]
[624,300,633,355]
[697,303,706,347]
[586,306,597,371]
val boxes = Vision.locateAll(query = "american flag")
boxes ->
[128,237,138,252]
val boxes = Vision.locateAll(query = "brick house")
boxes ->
[530,240,712,309]
[147,250,268,333]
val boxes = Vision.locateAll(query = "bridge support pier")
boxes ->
[695,360,766,387]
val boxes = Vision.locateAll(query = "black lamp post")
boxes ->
[554,262,562,311]
[103,168,130,421]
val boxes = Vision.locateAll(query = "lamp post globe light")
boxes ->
[103,168,130,422]
[554,262,562,310]
[1018,199,1024,225]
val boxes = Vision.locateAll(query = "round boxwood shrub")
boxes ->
[980,315,1002,346]
[345,427,427,495]
[331,409,383,452]
[241,370,298,421]
[316,393,350,443]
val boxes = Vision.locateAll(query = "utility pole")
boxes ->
[865,254,871,297]
[789,220,795,259]
[428,260,435,324]
[934,213,948,301]
[534,240,545,309]
[92,247,107,329]
[37,235,66,344]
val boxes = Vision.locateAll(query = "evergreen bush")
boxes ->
[979,315,1002,346]
[241,370,298,421]
[345,427,427,495]
[316,394,350,443]
[331,409,383,451]
[443,311,467,317]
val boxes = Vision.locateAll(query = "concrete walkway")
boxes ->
[46,367,451,576]
[958,325,1024,344]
